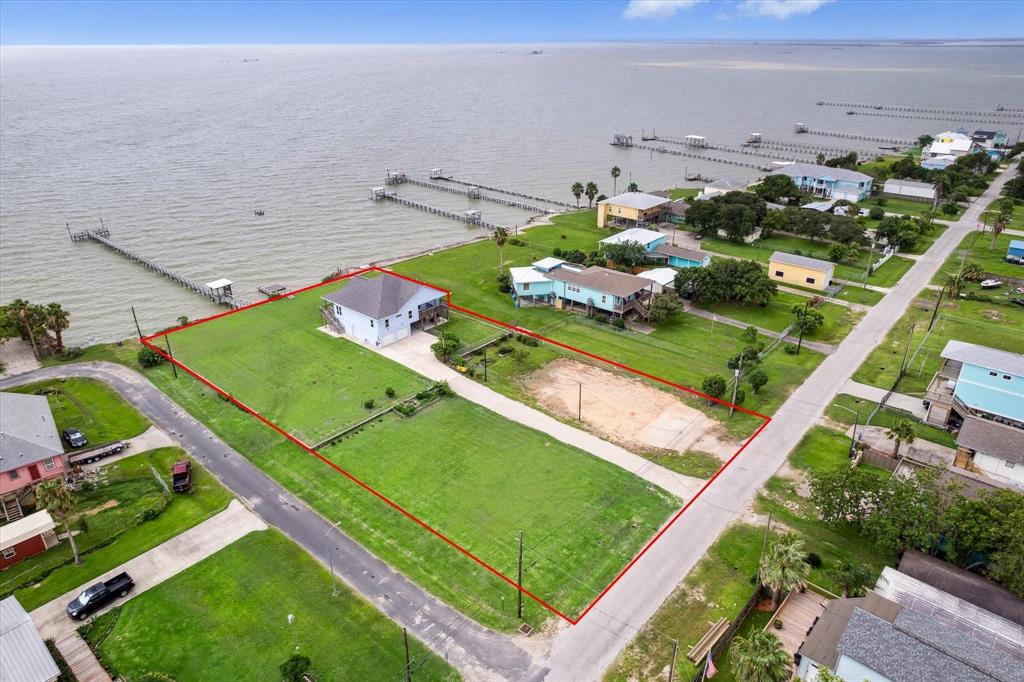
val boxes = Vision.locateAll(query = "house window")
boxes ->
[408,310,413,319]
[7,470,19,481]
[370,319,374,327]
[806,277,816,284]
[43,458,55,471]
[385,319,390,329]
[1007,461,1016,468]
[1003,375,1012,380]
[989,371,998,377]
[601,295,607,303]
[523,283,530,291]
[1,548,14,560]
[774,270,784,277]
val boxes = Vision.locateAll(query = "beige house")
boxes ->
[596,192,670,228]
[768,251,835,291]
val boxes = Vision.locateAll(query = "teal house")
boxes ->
[509,259,654,318]
[1008,239,1024,264]
[925,340,1024,429]
[598,227,667,253]
[649,243,712,269]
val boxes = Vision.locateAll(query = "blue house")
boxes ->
[1008,239,1024,265]
[925,340,1024,430]
[769,163,873,202]
[508,259,654,318]
[648,243,711,269]
[598,227,667,253]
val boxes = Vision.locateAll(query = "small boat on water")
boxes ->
[980,279,1003,289]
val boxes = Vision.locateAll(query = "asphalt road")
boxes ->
[0,362,544,682]
[538,163,1020,679]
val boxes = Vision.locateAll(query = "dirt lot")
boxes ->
[523,359,740,459]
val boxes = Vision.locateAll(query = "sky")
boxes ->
[1,0,1022,45]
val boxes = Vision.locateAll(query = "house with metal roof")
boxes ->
[320,274,447,348]
[598,227,667,252]
[635,267,677,293]
[769,163,873,202]
[0,597,60,682]
[796,565,1024,682]
[697,177,748,200]
[921,154,957,171]
[923,130,980,159]
[508,259,654,318]
[768,251,835,291]
[0,509,59,569]
[0,393,67,523]
[924,340,1024,429]
[1007,239,1024,264]
[596,192,671,228]
[882,179,937,203]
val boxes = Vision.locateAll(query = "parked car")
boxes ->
[66,572,134,620]
[171,460,192,493]
[62,427,87,448]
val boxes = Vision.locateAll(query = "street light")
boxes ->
[323,520,343,596]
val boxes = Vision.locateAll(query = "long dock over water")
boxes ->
[612,135,774,172]
[647,135,805,162]
[817,100,1024,119]
[435,175,576,210]
[744,138,874,157]
[388,174,557,214]
[69,227,250,308]
[371,188,504,230]
[793,126,914,146]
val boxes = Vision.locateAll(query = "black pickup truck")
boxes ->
[66,572,134,620]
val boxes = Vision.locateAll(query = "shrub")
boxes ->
[363,399,375,410]
[805,552,823,568]
[394,403,416,416]
[732,388,746,405]
[508,237,525,246]
[496,272,512,293]
[868,206,885,220]
[497,344,513,356]
[385,387,396,398]
[516,334,539,347]
[552,247,563,257]
[593,313,609,324]
[137,673,176,682]
[137,347,164,367]
[430,335,460,360]
[57,346,84,360]
[280,654,312,682]
[784,343,799,355]
[611,318,626,329]
[513,349,530,363]
[742,326,759,343]
[430,381,454,397]
[560,234,567,239]
[875,197,888,206]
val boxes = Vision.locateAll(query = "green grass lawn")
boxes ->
[868,195,962,220]
[168,285,431,444]
[852,290,1024,394]
[987,197,1024,230]
[5,448,232,610]
[83,530,457,682]
[826,394,957,449]
[833,284,886,306]
[932,230,1024,281]
[696,234,914,287]
[696,290,861,343]
[643,451,723,479]
[10,378,149,448]
[318,399,677,619]
[668,187,701,201]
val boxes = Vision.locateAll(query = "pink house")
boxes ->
[0,393,68,522]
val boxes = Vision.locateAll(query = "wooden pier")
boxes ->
[370,188,504,230]
[817,100,1024,120]
[70,228,250,308]
[391,175,558,214]
[744,138,874,157]
[612,135,774,171]
[840,110,1020,126]
[437,175,576,210]
[794,125,914,146]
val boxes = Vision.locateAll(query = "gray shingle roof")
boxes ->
[957,417,1024,465]
[769,250,835,273]
[0,597,60,682]
[654,243,708,262]
[322,275,437,320]
[546,266,653,298]
[940,340,1024,377]
[770,162,872,184]
[797,597,866,669]
[0,393,63,474]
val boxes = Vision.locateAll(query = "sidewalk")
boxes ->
[376,332,705,501]
[840,379,927,420]
[32,499,266,641]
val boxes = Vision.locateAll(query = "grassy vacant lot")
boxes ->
[987,197,1024,230]
[696,290,862,344]
[867,195,962,220]
[84,530,457,682]
[826,394,957,449]
[833,284,885,306]
[319,399,676,615]
[695,233,914,287]
[5,448,231,610]
[932,230,1024,281]
[853,290,1024,395]
[11,378,149,448]
[168,285,431,444]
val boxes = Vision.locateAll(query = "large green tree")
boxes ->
[610,166,621,195]
[35,479,82,565]
[584,181,599,208]
[675,259,777,306]
[492,226,509,272]
[760,532,811,610]
[753,174,799,203]
[601,240,648,268]
[571,181,584,208]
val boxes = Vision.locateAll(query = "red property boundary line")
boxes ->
[142,266,771,625]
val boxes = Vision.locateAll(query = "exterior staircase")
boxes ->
[2,496,23,522]
[319,305,344,335]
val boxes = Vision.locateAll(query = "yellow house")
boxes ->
[597,192,670,228]
[768,251,834,291]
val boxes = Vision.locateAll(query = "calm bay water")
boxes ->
[1,42,1022,344]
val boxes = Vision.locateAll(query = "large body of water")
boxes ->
[2,42,1022,344]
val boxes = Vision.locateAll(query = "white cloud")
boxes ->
[623,0,704,20]
[737,0,833,19]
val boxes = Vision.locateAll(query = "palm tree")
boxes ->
[35,479,81,565]
[730,630,790,682]
[571,182,584,208]
[610,166,621,195]
[828,561,872,597]
[493,226,509,272]
[627,181,639,193]
[760,532,811,610]
[44,303,70,353]
[885,418,916,458]
[991,217,1005,250]
[944,272,965,298]
[7,299,40,359]
[584,181,598,208]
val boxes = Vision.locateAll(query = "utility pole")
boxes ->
[849,407,861,458]
[928,284,945,331]
[403,628,412,682]
[796,300,810,355]
[483,346,487,383]
[668,639,679,682]
[899,323,916,382]
[862,240,876,288]
[163,334,178,378]
[323,520,342,596]
[130,306,143,340]
[517,530,524,620]
[729,357,742,418]
[577,382,582,422]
